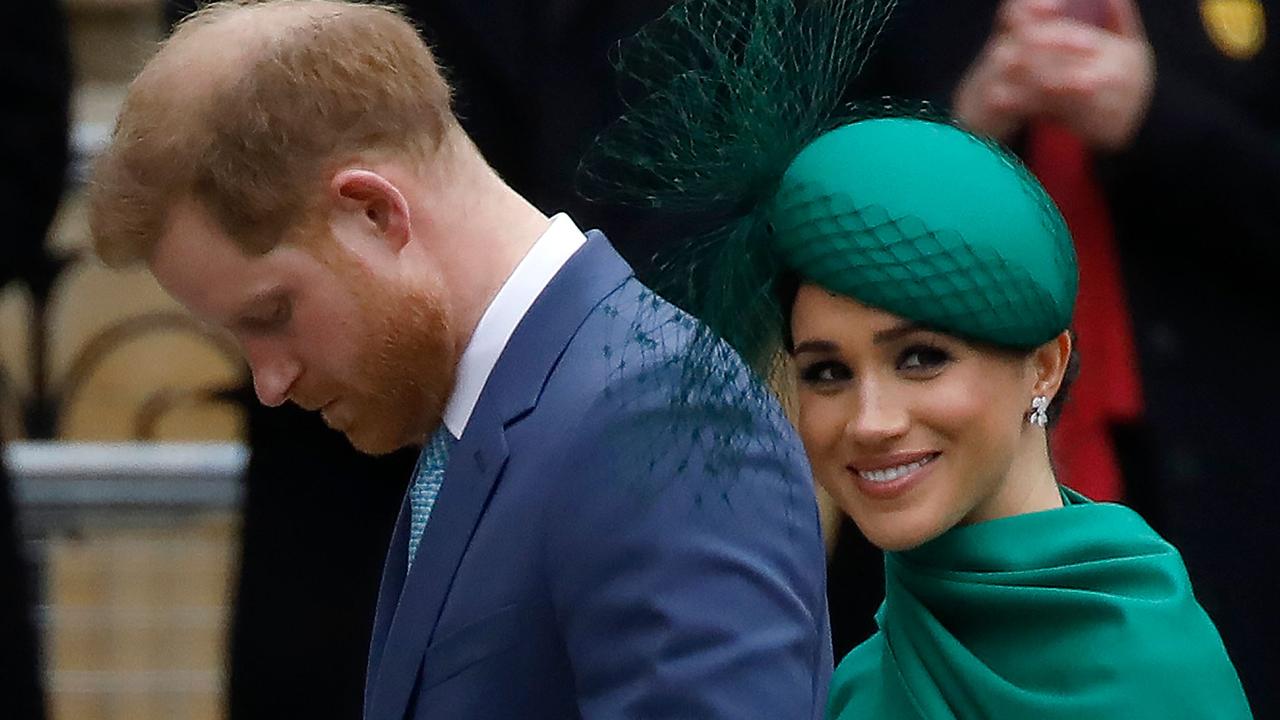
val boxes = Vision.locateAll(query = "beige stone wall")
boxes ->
[3,3,243,719]
[7,184,250,443]
[0,0,247,444]
[41,514,237,720]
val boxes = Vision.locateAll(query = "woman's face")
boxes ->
[790,284,1057,551]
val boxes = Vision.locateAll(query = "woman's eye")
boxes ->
[899,345,951,373]
[800,361,852,385]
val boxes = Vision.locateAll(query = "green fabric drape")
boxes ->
[828,488,1253,719]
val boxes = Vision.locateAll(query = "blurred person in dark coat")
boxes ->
[828,0,1277,714]
[161,2,669,718]
[1,3,70,292]
[0,3,72,719]
[390,0,674,269]
[223,400,415,720]
[0,432,46,720]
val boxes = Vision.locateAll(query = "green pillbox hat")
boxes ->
[771,118,1078,348]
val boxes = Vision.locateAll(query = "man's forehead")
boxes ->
[149,201,275,320]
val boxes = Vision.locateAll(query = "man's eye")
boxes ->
[266,299,291,324]
[240,299,291,332]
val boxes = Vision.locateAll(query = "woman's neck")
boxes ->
[963,436,1063,526]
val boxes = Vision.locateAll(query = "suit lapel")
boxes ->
[364,233,634,719]
[364,403,509,720]
[365,491,411,715]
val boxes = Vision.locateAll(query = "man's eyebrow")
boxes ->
[238,287,287,312]
[231,288,288,327]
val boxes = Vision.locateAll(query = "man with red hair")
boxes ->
[91,3,832,719]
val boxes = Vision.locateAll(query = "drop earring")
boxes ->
[1027,395,1049,427]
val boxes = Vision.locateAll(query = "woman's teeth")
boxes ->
[858,455,936,484]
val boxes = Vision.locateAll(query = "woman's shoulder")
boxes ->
[828,632,923,720]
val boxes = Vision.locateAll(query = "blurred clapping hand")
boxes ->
[953,0,1156,150]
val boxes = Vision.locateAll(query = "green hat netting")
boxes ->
[583,0,1078,382]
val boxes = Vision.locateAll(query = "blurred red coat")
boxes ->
[1029,123,1143,502]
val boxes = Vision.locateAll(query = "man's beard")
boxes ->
[339,268,458,456]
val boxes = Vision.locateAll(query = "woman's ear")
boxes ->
[1031,330,1073,401]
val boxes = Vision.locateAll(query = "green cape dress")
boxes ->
[828,488,1253,719]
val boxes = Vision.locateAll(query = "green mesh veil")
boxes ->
[582,0,901,380]
[582,0,1078,382]
[576,0,1077,523]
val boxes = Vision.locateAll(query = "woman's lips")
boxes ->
[847,452,941,500]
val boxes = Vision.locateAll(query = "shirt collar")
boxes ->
[440,213,588,437]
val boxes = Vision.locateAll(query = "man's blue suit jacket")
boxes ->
[364,233,832,719]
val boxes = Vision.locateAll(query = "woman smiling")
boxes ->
[790,290,1071,553]
[587,0,1255,715]
[765,118,1252,717]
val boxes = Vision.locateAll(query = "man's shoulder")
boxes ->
[529,275,803,479]
[570,278,728,375]
[536,276,778,434]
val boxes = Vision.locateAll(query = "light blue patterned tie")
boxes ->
[407,426,453,573]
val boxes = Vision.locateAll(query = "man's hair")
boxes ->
[90,0,455,266]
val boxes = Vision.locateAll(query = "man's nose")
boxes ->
[245,342,301,408]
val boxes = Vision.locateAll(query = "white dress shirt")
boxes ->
[440,213,588,439]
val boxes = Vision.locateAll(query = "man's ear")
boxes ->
[329,168,411,253]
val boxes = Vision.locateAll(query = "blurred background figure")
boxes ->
[0,449,49,720]
[829,0,1277,714]
[392,1,677,269]
[212,400,414,720]
[0,4,72,304]
[1,2,73,719]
